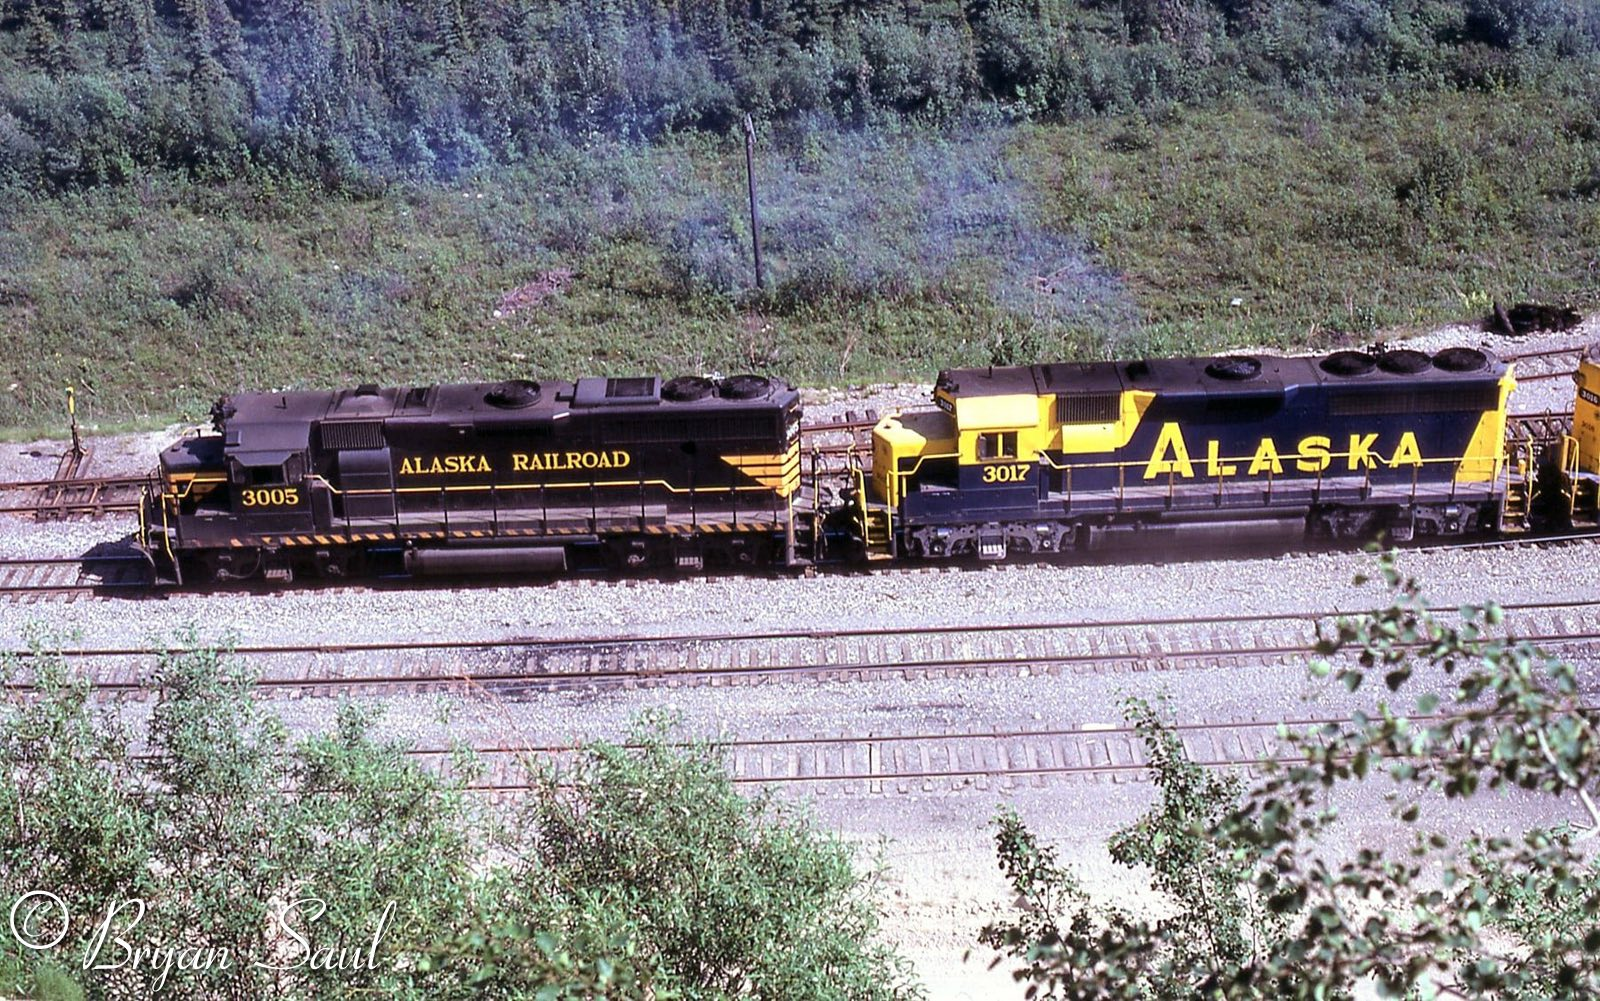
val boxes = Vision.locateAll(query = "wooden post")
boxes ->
[743,113,765,290]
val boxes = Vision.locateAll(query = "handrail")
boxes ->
[1562,434,1581,519]
[159,484,178,583]
[853,464,872,547]
[303,475,777,498]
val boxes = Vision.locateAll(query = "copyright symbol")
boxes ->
[9,891,68,951]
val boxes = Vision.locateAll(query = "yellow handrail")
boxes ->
[1562,434,1581,519]
[853,465,872,547]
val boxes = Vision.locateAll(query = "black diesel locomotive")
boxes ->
[143,374,800,583]
[141,345,1599,583]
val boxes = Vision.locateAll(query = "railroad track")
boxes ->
[417,702,1566,797]
[412,716,1301,797]
[102,714,1386,798]
[801,409,879,475]
[1,519,1595,604]
[114,704,1597,798]
[1505,344,1585,384]
[0,474,146,520]
[14,598,1600,701]
[799,413,881,435]
[0,555,153,600]
[1508,409,1574,444]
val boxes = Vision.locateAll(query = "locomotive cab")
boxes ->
[863,365,1159,559]
[156,435,227,500]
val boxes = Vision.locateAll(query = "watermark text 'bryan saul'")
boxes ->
[8,891,396,992]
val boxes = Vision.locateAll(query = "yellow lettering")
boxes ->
[1205,440,1238,477]
[1347,433,1378,470]
[1295,435,1332,473]
[505,450,630,475]
[240,487,300,507]
[1389,431,1423,468]
[398,454,490,476]
[1247,438,1283,476]
[1143,423,1195,479]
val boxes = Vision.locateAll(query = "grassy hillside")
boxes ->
[3,86,1597,430]
[1020,88,1600,350]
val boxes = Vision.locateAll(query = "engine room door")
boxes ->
[335,448,397,521]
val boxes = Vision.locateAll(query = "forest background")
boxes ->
[1,0,1597,428]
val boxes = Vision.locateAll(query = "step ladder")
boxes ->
[1498,438,1535,533]
[857,505,895,561]
[1562,436,1600,528]
[789,507,821,565]
[1571,473,1600,528]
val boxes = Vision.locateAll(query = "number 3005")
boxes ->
[241,487,301,507]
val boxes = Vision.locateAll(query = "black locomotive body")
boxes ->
[142,374,801,583]
[861,348,1519,560]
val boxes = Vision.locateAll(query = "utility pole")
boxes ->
[743,113,765,290]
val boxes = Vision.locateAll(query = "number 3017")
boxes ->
[981,465,1028,484]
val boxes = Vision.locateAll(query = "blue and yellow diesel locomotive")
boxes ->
[859,347,1524,559]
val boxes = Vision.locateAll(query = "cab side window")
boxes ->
[230,455,303,485]
[976,432,1017,460]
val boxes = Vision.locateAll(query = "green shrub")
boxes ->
[983,555,1600,998]
[0,644,919,1000]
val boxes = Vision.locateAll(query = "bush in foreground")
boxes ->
[0,645,919,1000]
[984,554,1600,998]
